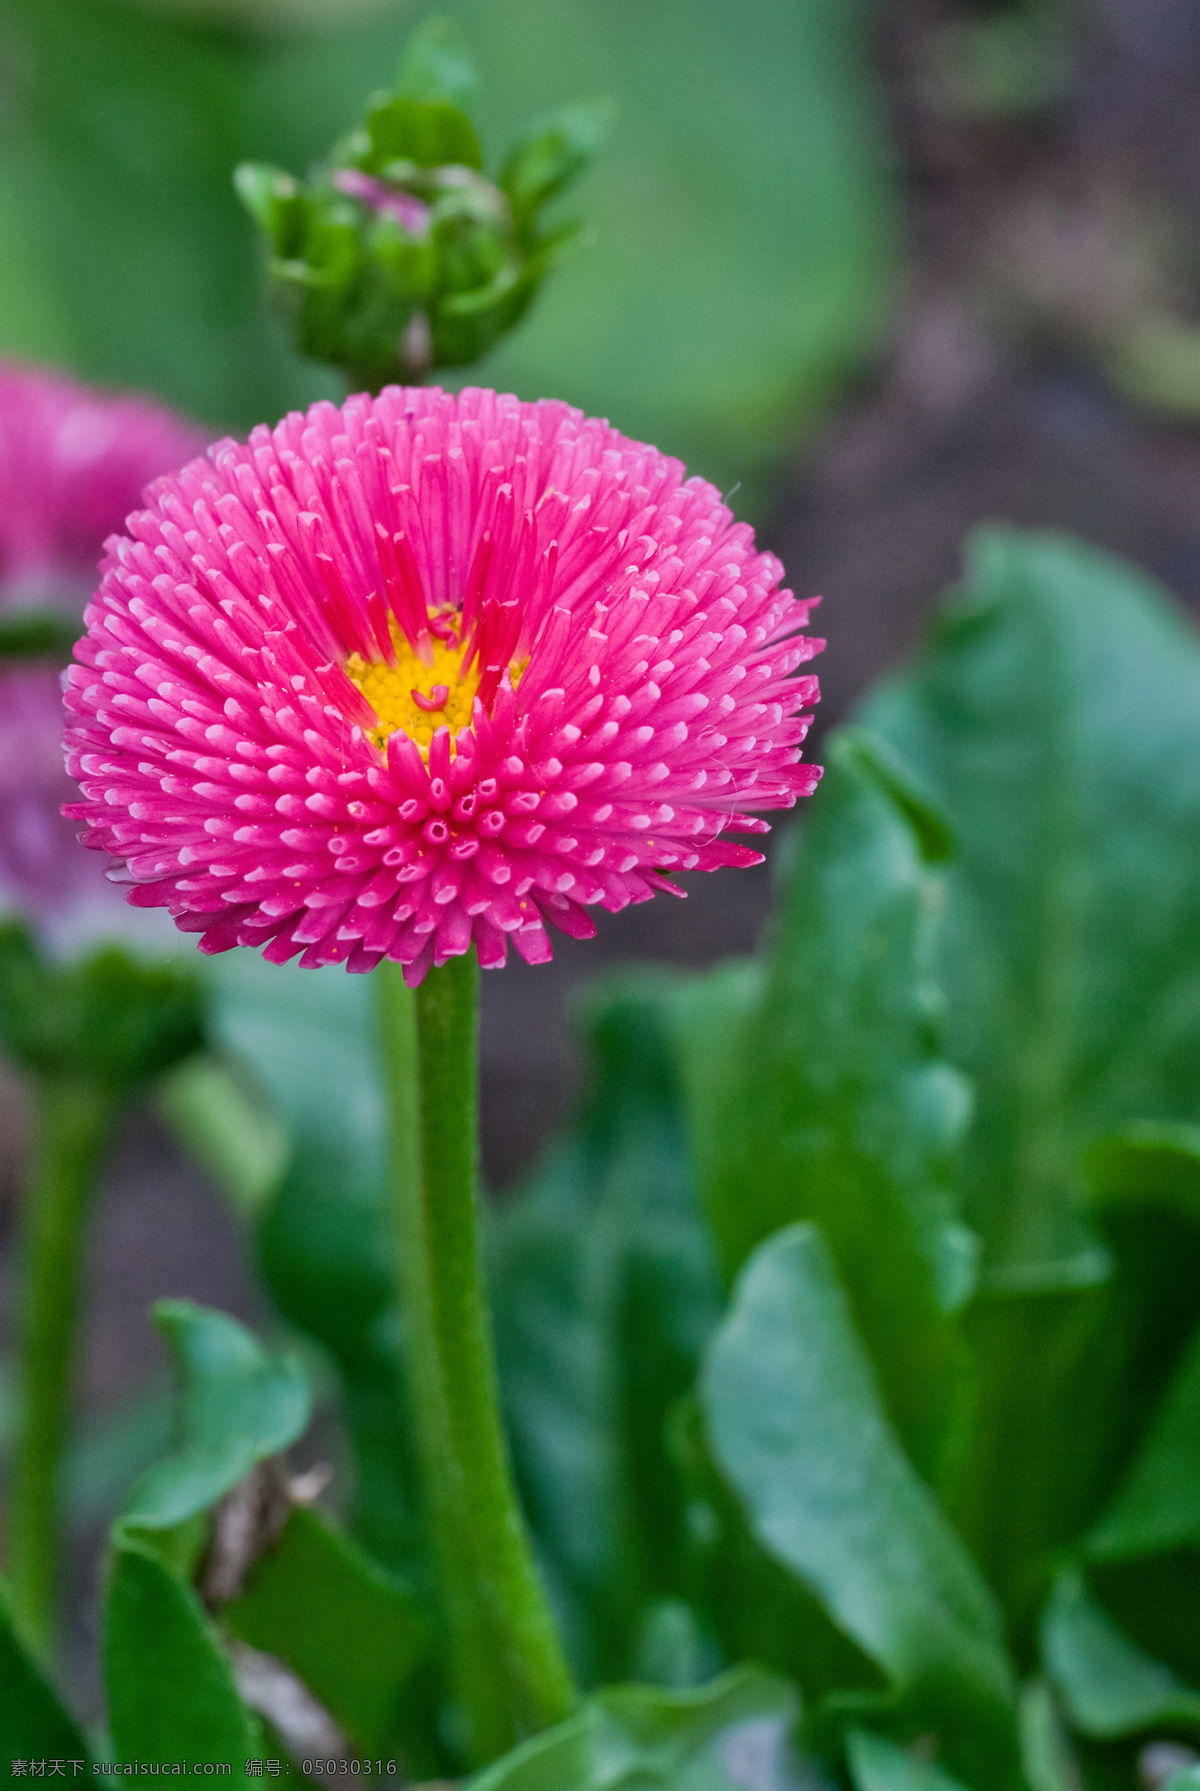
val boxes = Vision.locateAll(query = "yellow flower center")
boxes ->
[346,628,480,755]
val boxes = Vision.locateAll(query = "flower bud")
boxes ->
[236,19,611,389]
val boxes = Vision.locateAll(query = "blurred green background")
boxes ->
[0,0,900,516]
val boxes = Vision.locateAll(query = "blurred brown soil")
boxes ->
[5,0,1200,1714]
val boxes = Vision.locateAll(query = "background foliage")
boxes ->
[0,0,899,511]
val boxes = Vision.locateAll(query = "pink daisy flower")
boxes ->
[0,363,203,939]
[0,362,206,606]
[63,387,822,985]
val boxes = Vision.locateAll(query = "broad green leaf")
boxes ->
[490,972,723,1681]
[1041,1569,1200,1739]
[668,1391,886,1713]
[847,1728,972,1791]
[860,526,1200,1615]
[104,1534,258,1771]
[701,1225,1020,1789]
[951,1164,1200,1626]
[860,526,1200,1282]
[1087,1322,1200,1563]
[223,1504,426,1756]
[0,1576,89,1760]
[121,1300,309,1531]
[674,729,974,1480]
[468,1665,798,1791]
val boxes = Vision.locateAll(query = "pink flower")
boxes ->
[0,361,203,939]
[0,362,206,606]
[64,387,822,984]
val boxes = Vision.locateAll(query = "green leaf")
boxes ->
[860,525,1200,1615]
[846,1727,973,1791]
[0,1576,89,1760]
[1041,1568,1200,1739]
[490,971,723,1681]
[673,728,974,1480]
[1017,1679,1081,1791]
[62,1385,173,1529]
[467,1665,797,1791]
[667,1390,885,1713]
[1086,1321,1200,1563]
[104,1534,258,1770]
[121,1301,309,1532]
[1082,1124,1200,1225]
[223,1505,426,1757]
[701,1224,1020,1788]
[860,526,1200,1283]
[198,955,421,1573]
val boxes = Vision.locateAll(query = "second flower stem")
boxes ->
[378,953,576,1765]
[7,1074,120,1661]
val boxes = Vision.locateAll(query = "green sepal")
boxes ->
[363,96,483,173]
[500,101,614,245]
[394,15,479,110]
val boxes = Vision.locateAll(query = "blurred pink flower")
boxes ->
[64,387,822,983]
[0,362,204,941]
[0,362,206,607]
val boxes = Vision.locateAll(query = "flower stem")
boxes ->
[377,954,576,1764]
[6,1075,120,1660]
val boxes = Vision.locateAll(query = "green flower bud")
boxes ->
[236,18,612,390]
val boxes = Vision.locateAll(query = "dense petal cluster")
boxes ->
[0,362,202,935]
[64,387,822,983]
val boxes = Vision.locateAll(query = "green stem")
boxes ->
[378,954,576,1765]
[6,1075,120,1660]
